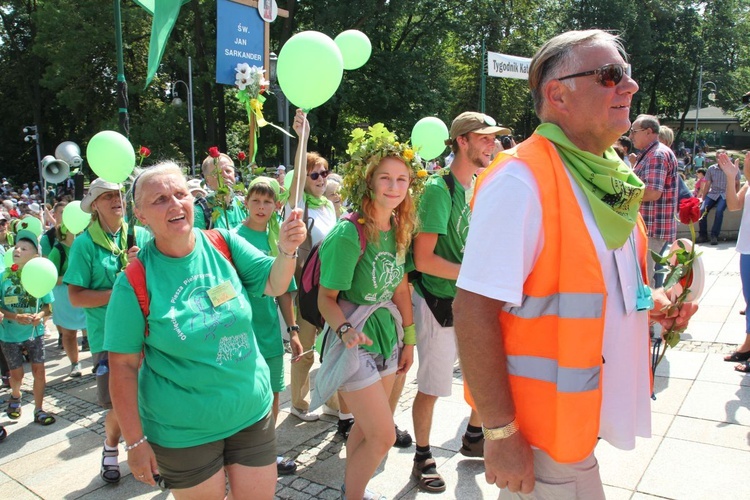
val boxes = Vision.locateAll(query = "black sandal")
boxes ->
[101,446,121,483]
[33,409,56,426]
[724,351,750,362]
[412,456,446,493]
[0,426,6,442]
[6,396,21,420]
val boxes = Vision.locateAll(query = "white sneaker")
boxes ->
[70,363,82,378]
[290,406,319,422]
[321,404,339,417]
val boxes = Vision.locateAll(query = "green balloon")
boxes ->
[334,30,372,70]
[20,257,58,298]
[284,169,294,191]
[19,216,43,238]
[3,248,13,267]
[86,130,135,183]
[277,31,344,111]
[62,201,91,234]
[411,117,449,160]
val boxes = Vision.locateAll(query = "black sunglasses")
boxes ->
[557,63,631,88]
[308,170,330,181]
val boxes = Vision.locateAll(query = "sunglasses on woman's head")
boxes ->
[557,63,631,88]
[308,170,330,181]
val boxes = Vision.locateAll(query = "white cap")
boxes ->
[28,202,41,214]
[277,165,286,172]
[187,178,208,198]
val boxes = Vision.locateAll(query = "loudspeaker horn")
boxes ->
[41,155,70,184]
[54,141,83,167]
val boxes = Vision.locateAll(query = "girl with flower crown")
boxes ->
[314,124,425,500]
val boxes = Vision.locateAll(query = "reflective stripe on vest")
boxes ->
[507,355,601,393]
[507,292,604,319]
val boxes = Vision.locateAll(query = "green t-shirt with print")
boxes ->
[415,170,472,299]
[235,223,296,359]
[63,227,151,353]
[319,220,404,357]
[104,229,274,448]
[0,268,54,343]
[194,195,248,230]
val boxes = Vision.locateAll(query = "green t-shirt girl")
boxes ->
[318,219,405,357]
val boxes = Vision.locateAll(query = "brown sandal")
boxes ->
[412,457,446,493]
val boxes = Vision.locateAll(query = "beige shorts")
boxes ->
[497,449,604,500]
[413,291,458,397]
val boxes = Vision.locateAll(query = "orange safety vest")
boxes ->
[466,133,649,464]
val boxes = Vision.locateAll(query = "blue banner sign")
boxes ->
[216,0,264,85]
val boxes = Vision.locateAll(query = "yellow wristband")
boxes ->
[403,323,416,345]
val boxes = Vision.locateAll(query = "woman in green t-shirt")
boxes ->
[106,163,306,499]
[317,125,426,500]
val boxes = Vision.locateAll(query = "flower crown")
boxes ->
[342,123,428,210]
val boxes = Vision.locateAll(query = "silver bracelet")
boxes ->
[277,244,298,259]
[123,436,148,451]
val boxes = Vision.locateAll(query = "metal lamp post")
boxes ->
[692,66,717,156]
[171,56,196,176]
[269,52,291,168]
[23,125,43,188]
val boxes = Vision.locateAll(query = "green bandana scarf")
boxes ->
[303,192,334,211]
[88,219,129,269]
[535,123,644,250]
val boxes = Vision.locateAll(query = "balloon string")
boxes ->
[294,115,308,210]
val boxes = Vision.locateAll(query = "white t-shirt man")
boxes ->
[457,158,651,450]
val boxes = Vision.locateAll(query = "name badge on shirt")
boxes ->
[206,281,237,308]
[4,296,19,306]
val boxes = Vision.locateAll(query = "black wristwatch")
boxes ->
[287,325,300,334]
[336,322,353,339]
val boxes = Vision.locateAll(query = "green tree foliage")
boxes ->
[1,0,750,186]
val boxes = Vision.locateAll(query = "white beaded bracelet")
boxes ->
[277,244,298,259]
[123,436,148,451]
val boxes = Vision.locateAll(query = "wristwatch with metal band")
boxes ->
[482,419,519,440]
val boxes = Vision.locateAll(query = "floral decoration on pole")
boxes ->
[235,63,294,166]
[652,197,702,367]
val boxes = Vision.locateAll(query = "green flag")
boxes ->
[134,0,191,87]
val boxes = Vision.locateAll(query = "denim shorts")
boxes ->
[0,336,45,370]
[339,343,399,392]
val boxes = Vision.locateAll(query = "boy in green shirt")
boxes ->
[236,177,302,475]
[0,229,55,427]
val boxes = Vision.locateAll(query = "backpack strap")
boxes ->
[442,170,456,198]
[203,229,234,267]
[342,212,367,256]
[54,241,67,273]
[124,258,151,338]
[195,197,213,229]
[124,229,234,341]
[45,227,56,248]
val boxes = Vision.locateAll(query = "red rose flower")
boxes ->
[139,146,151,158]
[237,151,247,161]
[678,197,701,225]
[10,264,18,272]
[208,146,221,159]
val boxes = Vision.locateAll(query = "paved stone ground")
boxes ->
[2,241,750,499]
